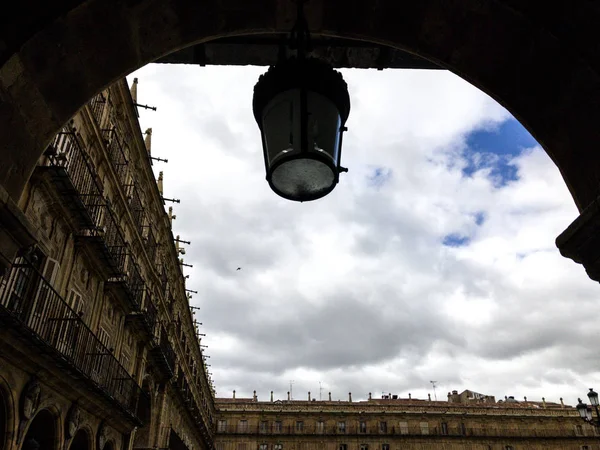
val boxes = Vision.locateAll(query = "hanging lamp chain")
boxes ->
[289,0,312,59]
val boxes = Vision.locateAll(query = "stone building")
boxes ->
[0,79,214,450]
[213,391,597,450]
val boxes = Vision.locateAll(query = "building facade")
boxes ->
[0,79,214,450]
[213,392,597,450]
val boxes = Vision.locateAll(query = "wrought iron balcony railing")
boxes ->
[76,204,128,278]
[0,255,143,421]
[125,289,157,339]
[41,127,105,229]
[149,327,175,380]
[107,256,145,311]
[102,127,130,186]
[214,424,585,439]
[90,92,107,126]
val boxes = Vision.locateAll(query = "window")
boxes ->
[576,425,584,436]
[217,420,227,432]
[274,445,283,450]
[420,422,429,435]
[382,445,389,450]
[274,422,282,433]
[359,421,366,433]
[460,422,466,436]
[259,444,268,450]
[360,445,368,450]
[441,422,448,435]
[399,422,408,435]
[238,420,248,432]
[379,421,387,433]
[337,422,346,433]
[316,421,324,433]
[68,289,85,315]
[296,421,304,432]
[260,421,268,433]
[121,351,130,373]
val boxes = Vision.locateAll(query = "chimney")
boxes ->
[287,391,290,401]
[560,397,564,408]
[233,390,236,399]
[144,128,152,155]
[131,78,138,103]
[524,396,527,402]
[428,393,431,401]
[157,171,164,195]
[349,392,352,402]
[308,392,311,401]
[328,392,332,401]
[253,390,257,401]
[271,391,274,402]
[368,392,372,400]
[542,397,546,408]
[408,393,411,400]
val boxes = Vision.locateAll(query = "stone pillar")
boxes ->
[542,397,546,408]
[556,202,600,282]
[408,393,411,400]
[271,391,274,402]
[253,390,257,401]
[428,393,431,401]
[144,128,152,155]
[328,392,331,401]
[349,392,352,402]
[233,390,235,399]
[131,77,138,103]
[560,397,564,408]
[308,391,311,401]
[287,391,290,401]
[368,392,372,400]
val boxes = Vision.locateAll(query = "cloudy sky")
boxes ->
[128,63,600,407]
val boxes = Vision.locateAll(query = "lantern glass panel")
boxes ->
[262,90,299,168]
[306,91,342,163]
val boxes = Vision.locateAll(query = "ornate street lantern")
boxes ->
[589,388,599,406]
[252,1,350,202]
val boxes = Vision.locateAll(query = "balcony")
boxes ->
[107,257,144,311]
[75,205,128,278]
[102,127,130,186]
[214,424,584,439]
[0,254,143,422]
[148,327,175,380]
[125,290,157,340]
[89,92,107,126]
[37,127,105,229]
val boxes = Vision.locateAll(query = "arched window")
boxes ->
[69,429,91,450]
[22,409,57,450]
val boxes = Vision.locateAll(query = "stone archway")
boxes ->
[21,409,57,450]
[68,429,91,450]
[2,0,600,214]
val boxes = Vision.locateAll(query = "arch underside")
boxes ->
[0,0,600,274]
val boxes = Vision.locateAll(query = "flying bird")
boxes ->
[236,267,241,271]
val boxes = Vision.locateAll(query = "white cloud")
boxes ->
[128,62,600,406]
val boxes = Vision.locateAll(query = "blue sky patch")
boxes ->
[367,166,392,188]
[462,118,538,186]
[443,233,471,247]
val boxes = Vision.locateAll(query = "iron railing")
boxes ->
[89,92,107,126]
[149,327,176,379]
[214,424,585,439]
[127,183,146,235]
[77,204,128,277]
[0,255,142,418]
[44,127,105,228]
[102,127,130,186]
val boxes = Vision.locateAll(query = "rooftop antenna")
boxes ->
[430,381,438,401]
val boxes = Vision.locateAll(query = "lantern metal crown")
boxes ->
[252,0,351,202]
